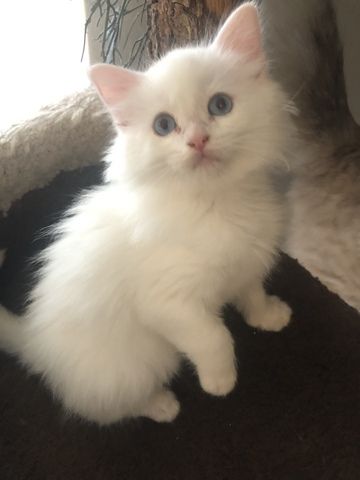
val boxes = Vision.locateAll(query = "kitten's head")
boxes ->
[90,3,292,189]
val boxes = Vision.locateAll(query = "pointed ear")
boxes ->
[213,3,264,63]
[88,64,143,125]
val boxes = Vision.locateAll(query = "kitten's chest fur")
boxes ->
[128,178,284,302]
[142,178,283,253]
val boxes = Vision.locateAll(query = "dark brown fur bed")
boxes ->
[0,164,359,480]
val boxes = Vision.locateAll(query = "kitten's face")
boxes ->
[123,49,287,184]
[90,4,290,187]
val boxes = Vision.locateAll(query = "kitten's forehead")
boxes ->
[146,47,240,96]
[149,48,216,77]
[130,46,262,123]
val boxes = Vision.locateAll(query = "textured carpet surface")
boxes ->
[0,89,114,214]
[0,165,359,480]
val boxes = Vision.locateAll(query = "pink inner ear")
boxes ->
[89,64,143,124]
[213,3,264,62]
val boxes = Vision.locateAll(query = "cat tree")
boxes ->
[85,0,239,66]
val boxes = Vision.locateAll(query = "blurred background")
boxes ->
[1,0,359,132]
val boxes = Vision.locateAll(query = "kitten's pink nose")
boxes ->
[187,134,209,153]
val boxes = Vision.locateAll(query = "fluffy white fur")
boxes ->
[0,4,292,425]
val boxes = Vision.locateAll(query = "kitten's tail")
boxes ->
[0,305,24,355]
[0,249,23,354]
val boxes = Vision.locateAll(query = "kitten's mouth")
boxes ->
[190,152,219,170]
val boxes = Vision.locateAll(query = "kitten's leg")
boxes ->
[140,388,180,423]
[148,308,237,397]
[236,283,292,332]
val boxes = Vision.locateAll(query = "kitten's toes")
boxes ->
[199,366,237,397]
[142,389,180,423]
[246,296,292,332]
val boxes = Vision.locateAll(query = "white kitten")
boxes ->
[0,4,292,425]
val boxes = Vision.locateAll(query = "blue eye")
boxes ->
[208,93,233,116]
[153,113,177,136]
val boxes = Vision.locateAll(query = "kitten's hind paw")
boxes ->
[199,365,237,397]
[142,389,180,423]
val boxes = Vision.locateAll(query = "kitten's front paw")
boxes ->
[199,365,237,397]
[246,296,291,332]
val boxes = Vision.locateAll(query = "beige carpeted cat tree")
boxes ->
[0,90,114,215]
